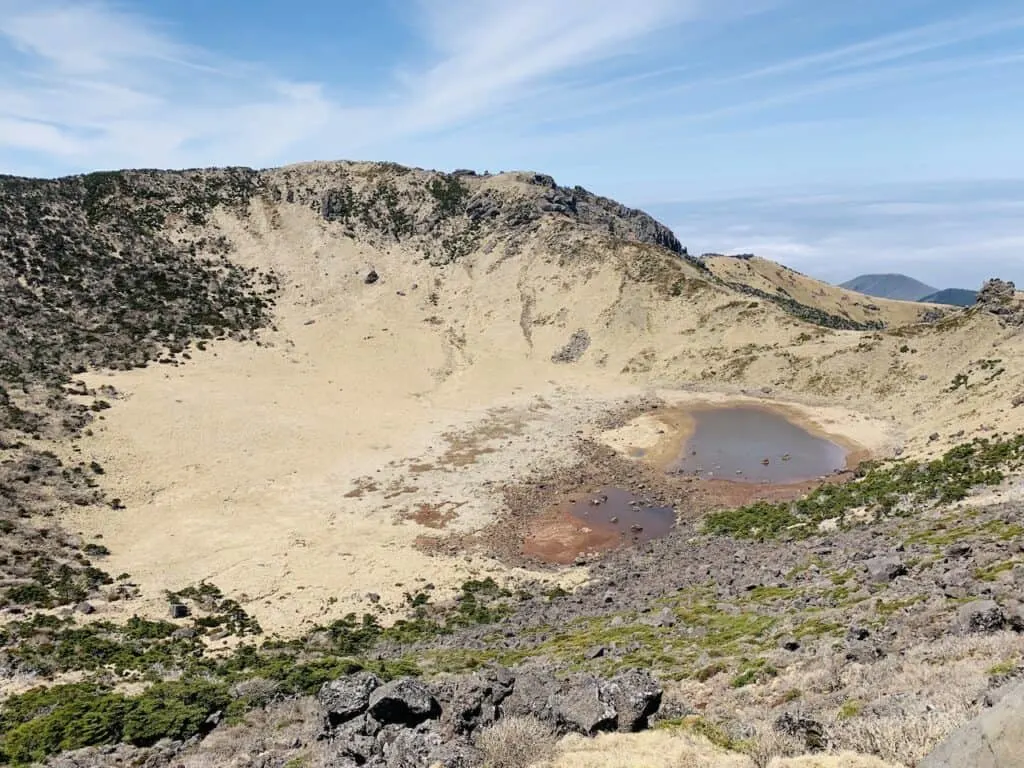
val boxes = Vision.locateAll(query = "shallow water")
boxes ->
[671,405,848,484]
[570,487,675,543]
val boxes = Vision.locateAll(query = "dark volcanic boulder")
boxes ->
[319,671,382,727]
[500,669,561,723]
[368,678,441,726]
[376,725,443,768]
[602,669,663,732]
[865,555,907,583]
[437,665,515,736]
[551,677,617,735]
[958,600,1007,634]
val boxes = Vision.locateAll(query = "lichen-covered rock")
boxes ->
[958,600,1007,634]
[550,677,617,735]
[319,671,382,728]
[601,669,663,732]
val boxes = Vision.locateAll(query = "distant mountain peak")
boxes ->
[839,273,938,302]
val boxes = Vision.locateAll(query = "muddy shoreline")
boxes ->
[418,397,875,568]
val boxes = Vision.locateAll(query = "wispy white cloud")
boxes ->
[0,0,705,174]
[0,1,338,171]
[650,180,1024,288]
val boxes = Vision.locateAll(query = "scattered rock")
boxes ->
[74,601,95,615]
[551,678,617,735]
[946,543,972,559]
[641,607,676,628]
[602,669,662,732]
[364,270,379,284]
[551,330,591,364]
[975,278,1022,324]
[865,555,907,583]
[775,712,828,752]
[958,600,1007,634]
[437,665,514,736]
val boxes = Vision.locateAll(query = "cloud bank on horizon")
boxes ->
[1,0,1021,287]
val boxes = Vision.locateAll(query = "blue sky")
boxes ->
[1,0,1022,288]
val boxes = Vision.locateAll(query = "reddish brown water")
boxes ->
[522,487,675,563]
[571,487,675,542]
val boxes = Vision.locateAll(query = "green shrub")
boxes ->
[0,680,226,765]
[121,680,228,745]
[3,584,53,608]
[705,434,1024,540]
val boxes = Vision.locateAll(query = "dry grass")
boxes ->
[538,730,753,768]
[479,715,558,768]
[175,697,319,768]
[658,631,1020,768]
[769,755,901,768]
[536,730,900,768]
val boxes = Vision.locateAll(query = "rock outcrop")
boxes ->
[976,279,1024,325]
[317,666,663,767]
[920,681,1024,767]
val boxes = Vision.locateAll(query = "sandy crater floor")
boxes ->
[65,313,897,636]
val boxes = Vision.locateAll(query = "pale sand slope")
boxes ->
[63,194,1024,635]
[703,254,940,327]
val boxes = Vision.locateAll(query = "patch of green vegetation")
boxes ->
[987,659,1019,677]
[949,373,970,391]
[3,584,54,609]
[742,585,802,603]
[705,434,1024,540]
[730,657,778,688]
[874,595,925,618]
[975,560,1019,582]
[829,569,856,585]
[543,585,570,600]
[838,699,863,720]
[81,171,123,223]
[793,616,844,639]
[166,582,262,637]
[694,661,729,682]
[665,716,748,753]
[904,515,1023,548]
[0,680,228,766]
[427,175,469,217]
[717,279,881,331]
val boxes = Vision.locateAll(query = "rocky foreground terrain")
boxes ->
[1,162,1024,767]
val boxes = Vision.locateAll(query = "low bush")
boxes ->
[0,680,228,765]
[477,715,556,768]
[705,434,1024,540]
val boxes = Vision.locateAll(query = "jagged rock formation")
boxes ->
[976,278,1024,325]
